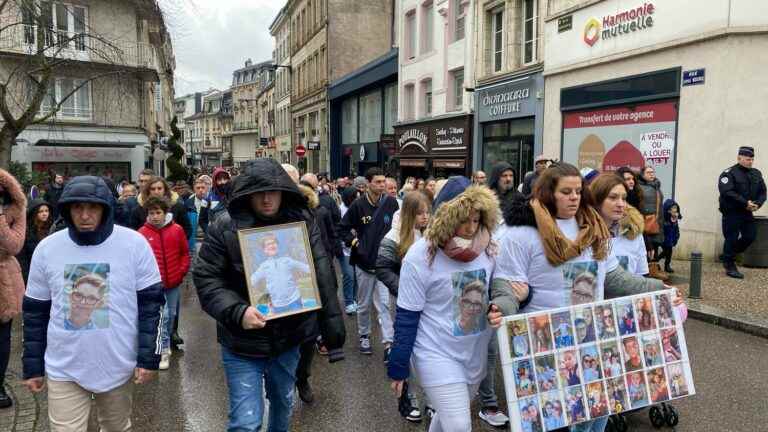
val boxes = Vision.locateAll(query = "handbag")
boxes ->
[643,191,661,235]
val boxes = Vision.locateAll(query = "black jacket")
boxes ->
[17,199,50,283]
[23,176,165,379]
[719,164,766,216]
[376,237,401,297]
[45,183,64,219]
[193,159,345,359]
[339,193,399,271]
[489,162,520,211]
[318,192,343,257]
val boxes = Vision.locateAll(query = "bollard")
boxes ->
[689,251,702,299]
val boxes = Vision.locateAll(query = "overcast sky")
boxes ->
[163,0,281,96]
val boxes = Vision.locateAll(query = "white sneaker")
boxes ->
[159,352,171,370]
[479,408,509,427]
[345,303,358,315]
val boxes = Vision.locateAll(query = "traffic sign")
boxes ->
[295,144,306,157]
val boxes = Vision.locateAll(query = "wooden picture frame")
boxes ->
[237,221,322,320]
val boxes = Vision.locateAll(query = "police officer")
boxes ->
[718,146,766,279]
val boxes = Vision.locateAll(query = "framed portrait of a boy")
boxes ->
[238,221,322,320]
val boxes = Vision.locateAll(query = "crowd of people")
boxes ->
[0,145,761,432]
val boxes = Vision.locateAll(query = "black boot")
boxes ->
[296,379,314,404]
[0,385,12,409]
[171,332,184,350]
[665,264,674,273]
[724,262,744,279]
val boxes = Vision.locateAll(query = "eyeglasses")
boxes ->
[460,299,483,311]
[71,290,101,305]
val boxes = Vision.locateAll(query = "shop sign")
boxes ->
[398,128,428,153]
[477,79,538,123]
[307,141,320,150]
[434,126,464,148]
[433,159,465,169]
[30,146,133,162]
[359,145,366,160]
[682,69,705,86]
[584,2,655,47]
[400,158,426,167]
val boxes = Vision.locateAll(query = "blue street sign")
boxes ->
[682,69,705,86]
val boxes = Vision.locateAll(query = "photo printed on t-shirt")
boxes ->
[450,269,488,337]
[62,263,110,331]
[561,261,598,306]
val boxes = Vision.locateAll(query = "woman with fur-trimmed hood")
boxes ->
[386,177,509,431]
[590,173,651,276]
[0,168,26,408]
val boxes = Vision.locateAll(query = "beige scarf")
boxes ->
[530,199,610,266]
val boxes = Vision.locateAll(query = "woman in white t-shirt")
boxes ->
[493,163,676,432]
[590,173,649,276]
[386,177,513,432]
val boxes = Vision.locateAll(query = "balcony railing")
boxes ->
[0,25,157,70]
[232,122,259,133]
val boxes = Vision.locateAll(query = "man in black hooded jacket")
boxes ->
[193,158,345,432]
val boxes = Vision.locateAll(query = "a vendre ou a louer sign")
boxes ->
[583,2,655,47]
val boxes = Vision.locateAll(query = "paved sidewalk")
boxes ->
[0,326,49,432]
[665,259,768,337]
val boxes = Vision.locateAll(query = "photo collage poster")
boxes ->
[498,289,694,432]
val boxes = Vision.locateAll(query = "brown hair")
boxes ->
[397,191,431,258]
[139,168,155,177]
[144,196,170,213]
[589,173,628,208]
[141,176,171,203]
[533,162,595,217]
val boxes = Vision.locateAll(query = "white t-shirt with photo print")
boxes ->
[26,225,162,393]
[495,217,617,312]
[397,238,495,387]
[611,234,649,276]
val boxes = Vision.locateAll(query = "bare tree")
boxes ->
[0,0,164,169]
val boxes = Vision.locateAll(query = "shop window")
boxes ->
[405,10,417,60]
[341,97,358,144]
[482,117,535,181]
[420,1,434,54]
[421,79,432,118]
[522,0,537,65]
[384,83,397,134]
[359,89,382,143]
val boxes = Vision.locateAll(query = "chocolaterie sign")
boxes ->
[394,116,472,156]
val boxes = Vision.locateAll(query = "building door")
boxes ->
[482,117,535,185]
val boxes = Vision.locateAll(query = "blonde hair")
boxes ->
[397,191,431,258]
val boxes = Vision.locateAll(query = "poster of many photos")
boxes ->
[497,289,694,432]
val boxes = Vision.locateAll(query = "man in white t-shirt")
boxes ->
[22,176,165,432]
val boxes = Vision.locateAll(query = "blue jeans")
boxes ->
[339,255,357,307]
[221,346,300,432]
[571,418,608,432]
[161,287,180,351]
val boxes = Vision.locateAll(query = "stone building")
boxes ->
[231,59,274,167]
[285,0,395,173]
[270,6,293,165]
[7,0,175,181]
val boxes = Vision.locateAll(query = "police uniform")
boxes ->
[718,146,766,275]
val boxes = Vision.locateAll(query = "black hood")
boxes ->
[503,192,537,228]
[489,162,514,195]
[227,158,308,225]
[57,176,116,246]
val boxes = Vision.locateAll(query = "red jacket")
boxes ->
[139,221,190,289]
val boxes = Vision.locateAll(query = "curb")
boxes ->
[686,298,768,339]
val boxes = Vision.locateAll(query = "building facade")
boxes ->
[541,0,768,259]
[231,59,274,167]
[329,49,398,178]
[471,0,546,183]
[286,0,395,174]
[393,0,476,180]
[8,0,175,181]
[257,82,276,159]
[270,6,293,165]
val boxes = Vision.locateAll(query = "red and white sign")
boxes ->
[295,144,306,157]
[562,100,678,198]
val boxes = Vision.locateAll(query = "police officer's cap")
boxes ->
[738,146,754,157]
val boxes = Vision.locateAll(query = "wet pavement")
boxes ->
[2,278,768,431]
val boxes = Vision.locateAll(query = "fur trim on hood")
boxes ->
[620,206,644,240]
[0,168,27,322]
[298,184,319,209]
[138,190,180,206]
[426,185,499,248]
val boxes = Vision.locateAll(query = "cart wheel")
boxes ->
[649,406,665,429]
[665,405,680,427]
[615,414,629,432]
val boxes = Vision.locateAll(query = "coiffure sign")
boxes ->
[583,2,655,46]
